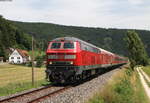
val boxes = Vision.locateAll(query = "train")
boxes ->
[45,37,128,83]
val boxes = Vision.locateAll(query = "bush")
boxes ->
[36,56,43,67]
[26,61,32,67]
[36,59,43,67]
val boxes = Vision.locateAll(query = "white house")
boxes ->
[0,57,4,63]
[9,49,30,64]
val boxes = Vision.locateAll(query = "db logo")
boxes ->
[58,55,64,59]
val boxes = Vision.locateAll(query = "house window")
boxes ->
[11,61,14,63]
[17,57,20,59]
[11,57,14,59]
[17,61,20,63]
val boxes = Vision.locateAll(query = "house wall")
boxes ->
[9,50,23,64]
[0,60,3,63]
[0,57,3,63]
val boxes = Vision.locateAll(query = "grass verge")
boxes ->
[142,66,150,77]
[139,69,150,87]
[88,68,149,103]
[0,79,49,96]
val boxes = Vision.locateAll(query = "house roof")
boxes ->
[16,49,29,58]
[0,57,4,59]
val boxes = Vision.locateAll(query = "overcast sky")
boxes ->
[0,0,150,30]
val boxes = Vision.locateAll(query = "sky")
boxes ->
[0,0,150,30]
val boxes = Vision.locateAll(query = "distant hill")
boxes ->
[11,21,150,56]
[0,16,31,59]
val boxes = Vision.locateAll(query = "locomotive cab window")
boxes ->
[51,43,61,49]
[64,42,74,49]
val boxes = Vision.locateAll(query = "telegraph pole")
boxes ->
[32,36,34,86]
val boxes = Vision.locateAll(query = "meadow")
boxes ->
[0,63,48,96]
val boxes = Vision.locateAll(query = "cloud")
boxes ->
[127,0,144,5]
[0,0,150,30]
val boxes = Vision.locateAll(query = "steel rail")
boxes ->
[28,86,71,103]
[0,85,52,103]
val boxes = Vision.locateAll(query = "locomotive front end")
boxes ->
[46,39,79,83]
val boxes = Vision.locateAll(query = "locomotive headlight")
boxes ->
[64,55,76,59]
[70,61,73,64]
[49,62,52,64]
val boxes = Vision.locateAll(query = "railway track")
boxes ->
[29,86,71,103]
[0,85,71,103]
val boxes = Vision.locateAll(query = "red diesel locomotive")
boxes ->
[46,37,127,83]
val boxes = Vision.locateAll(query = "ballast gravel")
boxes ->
[0,86,64,103]
[41,68,121,103]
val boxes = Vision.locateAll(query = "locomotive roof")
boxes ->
[51,37,126,58]
[52,37,80,42]
[99,48,114,55]
[52,37,99,49]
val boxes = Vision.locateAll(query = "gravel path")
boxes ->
[41,68,121,103]
[137,67,150,100]
[139,68,150,82]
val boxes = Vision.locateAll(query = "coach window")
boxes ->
[51,43,61,49]
[64,42,74,49]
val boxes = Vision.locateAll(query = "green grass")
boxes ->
[0,79,49,96]
[0,63,49,96]
[142,66,150,77]
[141,66,150,87]
[88,68,149,103]
[0,63,45,87]
[88,95,104,103]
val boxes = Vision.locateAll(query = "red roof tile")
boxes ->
[16,49,29,58]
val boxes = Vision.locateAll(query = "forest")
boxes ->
[0,16,31,60]
[0,16,150,60]
[12,20,150,56]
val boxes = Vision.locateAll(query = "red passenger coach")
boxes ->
[46,37,128,83]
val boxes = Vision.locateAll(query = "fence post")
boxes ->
[32,36,34,86]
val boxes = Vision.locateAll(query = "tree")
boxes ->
[125,31,149,68]
[0,16,32,61]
